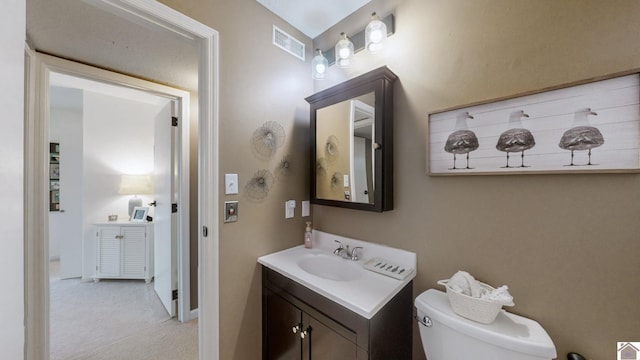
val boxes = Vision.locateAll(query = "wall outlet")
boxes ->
[301,200,310,217]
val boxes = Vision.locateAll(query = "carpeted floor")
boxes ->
[50,261,198,360]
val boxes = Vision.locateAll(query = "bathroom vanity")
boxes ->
[259,231,415,359]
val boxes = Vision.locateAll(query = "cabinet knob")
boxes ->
[292,325,300,334]
[300,326,311,339]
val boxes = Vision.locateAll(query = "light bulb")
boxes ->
[369,29,383,43]
[338,47,351,59]
[315,63,326,74]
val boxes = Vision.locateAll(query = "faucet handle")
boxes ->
[333,240,344,255]
[350,246,363,261]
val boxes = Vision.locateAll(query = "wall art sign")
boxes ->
[428,72,640,175]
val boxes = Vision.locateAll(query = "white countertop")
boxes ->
[258,230,416,319]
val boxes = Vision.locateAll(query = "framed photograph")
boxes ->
[50,163,60,180]
[130,206,149,223]
[50,180,60,191]
[50,190,60,204]
[428,72,640,175]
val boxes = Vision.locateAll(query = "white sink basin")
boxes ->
[296,254,362,282]
[257,231,416,319]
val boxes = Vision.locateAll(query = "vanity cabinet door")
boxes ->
[303,312,358,360]
[265,290,302,360]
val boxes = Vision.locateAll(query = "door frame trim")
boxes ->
[24,1,220,359]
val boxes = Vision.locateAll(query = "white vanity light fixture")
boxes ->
[317,13,395,67]
[312,49,329,80]
[119,174,153,217]
[335,32,355,68]
[365,12,387,54]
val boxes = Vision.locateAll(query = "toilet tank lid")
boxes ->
[415,289,557,359]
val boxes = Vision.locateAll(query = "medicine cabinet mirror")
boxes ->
[306,66,397,212]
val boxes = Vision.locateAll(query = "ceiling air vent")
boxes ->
[273,25,305,61]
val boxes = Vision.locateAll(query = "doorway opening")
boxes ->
[24,1,221,359]
[46,70,190,358]
[43,58,192,357]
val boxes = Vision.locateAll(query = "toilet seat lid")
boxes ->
[415,289,557,359]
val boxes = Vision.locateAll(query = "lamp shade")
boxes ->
[119,175,153,195]
[365,12,387,54]
[335,32,354,68]
[312,49,328,80]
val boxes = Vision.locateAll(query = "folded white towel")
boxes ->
[448,271,482,297]
[481,285,515,306]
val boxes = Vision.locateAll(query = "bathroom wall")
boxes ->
[157,1,312,358]
[312,1,640,359]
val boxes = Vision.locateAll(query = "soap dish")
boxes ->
[363,258,414,280]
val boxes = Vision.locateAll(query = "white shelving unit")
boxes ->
[93,222,154,283]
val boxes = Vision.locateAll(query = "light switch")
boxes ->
[301,200,310,217]
[343,174,349,187]
[225,174,238,195]
[285,200,296,219]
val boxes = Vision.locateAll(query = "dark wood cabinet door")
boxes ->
[303,313,358,360]
[265,290,302,360]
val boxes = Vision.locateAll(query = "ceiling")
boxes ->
[26,0,199,91]
[255,0,371,39]
[26,0,370,92]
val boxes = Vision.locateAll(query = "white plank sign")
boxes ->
[428,73,640,175]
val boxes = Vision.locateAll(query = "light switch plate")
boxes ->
[343,174,349,187]
[225,174,238,195]
[301,200,310,217]
[224,201,238,223]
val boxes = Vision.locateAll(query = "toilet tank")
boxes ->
[415,289,556,360]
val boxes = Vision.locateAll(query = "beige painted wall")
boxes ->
[157,0,312,358]
[313,1,640,359]
[162,0,640,359]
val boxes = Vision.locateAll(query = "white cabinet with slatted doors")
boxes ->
[93,222,154,283]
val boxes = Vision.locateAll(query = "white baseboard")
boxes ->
[190,308,198,320]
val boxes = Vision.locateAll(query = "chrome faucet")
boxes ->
[333,240,363,261]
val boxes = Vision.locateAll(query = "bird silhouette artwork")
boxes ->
[558,108,604,166]
[444,112,479,170]
[495,110,536,168]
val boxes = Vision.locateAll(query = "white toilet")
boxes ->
[415,289,557,360]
